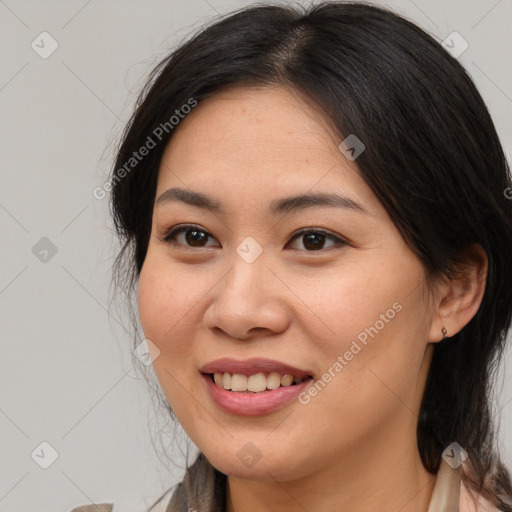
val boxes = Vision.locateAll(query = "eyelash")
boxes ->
[158,223,348,252]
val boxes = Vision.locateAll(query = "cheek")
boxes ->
[325,254,427,349]
[136,258,205,403]
[302,264,403,355]
[137,259,205,422]
[300,260,429,402]
[137,256,204,347]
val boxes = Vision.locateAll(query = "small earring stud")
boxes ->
[441,327,448,339]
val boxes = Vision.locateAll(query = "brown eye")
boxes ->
[160,225,347,252]
[184,228,209,246]
[287,229,347,251]
[161,224,219,248]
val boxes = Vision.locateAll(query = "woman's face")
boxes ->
[138,85,439,481]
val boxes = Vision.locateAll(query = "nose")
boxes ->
[203,251,291,340]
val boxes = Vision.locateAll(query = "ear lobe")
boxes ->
[428,243,488,343]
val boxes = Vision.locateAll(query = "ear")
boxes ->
[428,243,488,343]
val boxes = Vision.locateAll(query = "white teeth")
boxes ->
[212,372,308,393]
[231,374,247,392]
[247,373,267,392]
[221,373,231,389]
[266,372,281,390]
[280,374,294,386]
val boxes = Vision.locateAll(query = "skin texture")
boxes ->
[137,85,488,512]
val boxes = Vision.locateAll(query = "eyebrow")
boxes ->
[155,187,368,215]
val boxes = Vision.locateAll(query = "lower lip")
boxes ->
[201,373,313,415]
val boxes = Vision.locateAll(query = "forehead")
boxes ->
[156,85,377,213]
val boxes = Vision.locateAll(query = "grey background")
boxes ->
[0,0,511,511]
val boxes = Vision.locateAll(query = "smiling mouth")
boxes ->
[206,372,314,393]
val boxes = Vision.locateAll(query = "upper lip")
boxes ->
[200,357,313,378]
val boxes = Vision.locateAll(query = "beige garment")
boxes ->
[69,459,500,512]
[69,505,114,512]
[427,458,500,512]
[427,457,463,512]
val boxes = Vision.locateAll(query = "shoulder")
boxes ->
[68,487,173,512]
[69,504,114,512]
[460,481,501,512]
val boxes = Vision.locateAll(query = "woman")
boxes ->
[96,1,512,511]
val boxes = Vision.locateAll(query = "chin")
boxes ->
[205,450,307,482]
